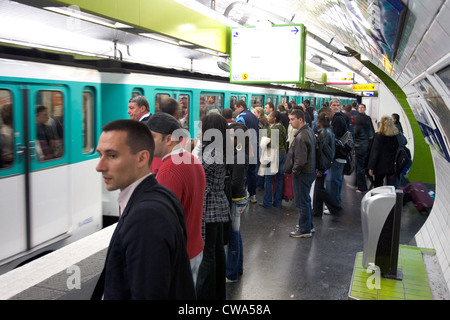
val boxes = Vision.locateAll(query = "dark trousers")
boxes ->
[196,222,226,300]
[374,173,398,188]
[313,173,343,216]
[355,142,369,191]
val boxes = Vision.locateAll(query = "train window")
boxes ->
[200,94,223,120]
[82,89,95,154]
[230,96,237,110]
[155,93,170,113]
[251,95,264,109]
[132,87,144,97]
[0,89,14,169]
[35,91,64,161]
[179,94,189,130]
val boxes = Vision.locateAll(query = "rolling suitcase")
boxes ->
[404,181,434,213]
[283,174,294,200]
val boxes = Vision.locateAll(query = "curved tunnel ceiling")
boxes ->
[196,0,408,79]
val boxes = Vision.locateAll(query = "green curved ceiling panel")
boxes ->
[46,0,229,52]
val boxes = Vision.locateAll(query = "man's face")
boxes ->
[264,104,272,115]
[151,131,171,158]
[289,115,301,130]
[127,102,146,121]
[330,101,341,114]
[96,130,141,191]
[358,105,366,114]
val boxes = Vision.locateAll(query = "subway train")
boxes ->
[0,52,357,274]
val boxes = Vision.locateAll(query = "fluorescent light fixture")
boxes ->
[195,48,221,56]
[44,6,133,29]
[139,33,181,46]
[174,0,240,27]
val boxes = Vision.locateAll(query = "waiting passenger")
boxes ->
[277,104,289,130]
[260,110,287,209]
[325,98,348,210]
[92,119,195,300]
[367,115,407,188]
[392,113,403,134]
[196,113,231,300]
[312,110,341,217]
[222,107,234,123]
[234,100,259,204]
[146,112,206,288]
[252,106,269,130]
[160,97,182,120]
[251,106,269,190]
[285,110,316,238]
[354,104,375,193]
[225,121,249,282]
[128,95,151,122]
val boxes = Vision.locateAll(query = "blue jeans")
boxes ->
[263,152,286,208]
[325,160,345,207]
[247,163,258,197]
[226,198,248,280]
[293,172,316,233]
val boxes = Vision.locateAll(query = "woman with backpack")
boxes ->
[367,115,407,188]
[312,110,338,217]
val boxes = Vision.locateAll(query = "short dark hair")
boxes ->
[235,99,247,110]
[265,102,274,111]
[290,109,304,121]
[159,97,180,117]
[222,108,233,119]
[317,111,331,128]
[129,95,150,112]
[36,105,48,115]
[102,119,154,166]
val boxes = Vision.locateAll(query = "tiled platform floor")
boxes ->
[349,246,435,300]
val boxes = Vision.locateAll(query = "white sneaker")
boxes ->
[249,195,257,203]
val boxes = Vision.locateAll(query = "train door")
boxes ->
[29,86,70,247]
[0,85,26,261]
[0,84,70,262]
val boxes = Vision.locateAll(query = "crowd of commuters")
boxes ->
[92,94,409,299]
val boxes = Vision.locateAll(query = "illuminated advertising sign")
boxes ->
[230,24,306,84]
[327,72,354,85]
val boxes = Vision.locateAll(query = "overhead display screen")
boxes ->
[230,24,306,84]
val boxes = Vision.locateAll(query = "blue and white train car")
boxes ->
[0,58,103,273]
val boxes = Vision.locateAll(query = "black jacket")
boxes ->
[285,124,316,175]
[316,127,335,174]
[367,133,407,176]
[92,175,195,300]
[331,112,349,159]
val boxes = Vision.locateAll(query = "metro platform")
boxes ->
[225,176,444,300]
[1,175,447,300]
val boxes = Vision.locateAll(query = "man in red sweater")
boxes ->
[147,112,206,287]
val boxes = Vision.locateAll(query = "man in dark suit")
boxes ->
[92,119,195,300]
[128,95,151,122]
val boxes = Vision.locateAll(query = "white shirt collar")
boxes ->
[161,147,185,161]
[117,173,152,216]
[139,112,150,121]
